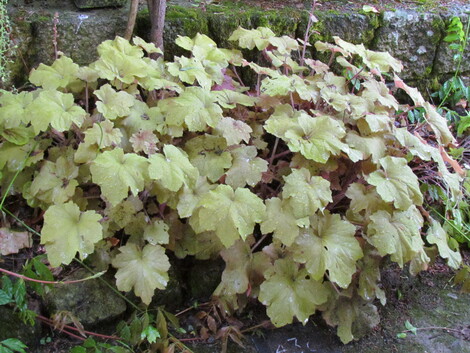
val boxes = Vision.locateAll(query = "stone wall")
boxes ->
[3,0,470,89]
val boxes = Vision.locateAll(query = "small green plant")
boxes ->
[0,275,36,326]
[0,338,27,353]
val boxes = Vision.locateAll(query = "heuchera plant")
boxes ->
[0,27,464,343]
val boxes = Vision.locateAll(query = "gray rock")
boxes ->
[0,306,42,348]
[44,268,126,327]
[74,0,128,9]
[373,10,444,80]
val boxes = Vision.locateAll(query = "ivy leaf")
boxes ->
[41,202,103,267]
[185,135,232,182]
[259,258,329,327]
[215,117,252,146]
[260,197,307,246]
[148,144,199,192]
[112,243,170,305]
[229,27,275,50]
[366,208,425,267]
[29,56,79,90]
[290,211,362,288]
[28,91,87,133]
[282,168,332,219]
[426,219,462,269]
[366,156,423,210]
[225,145,268,188]
[190,185,266,248]
[284,113,347,163]
[0,228,31,256]
[94,84,136,120]
[90,148,148,206]
[160,87,223,132]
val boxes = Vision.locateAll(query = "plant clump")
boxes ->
[0,26,465,346]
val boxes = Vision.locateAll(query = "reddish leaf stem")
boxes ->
[37,315,121,340]
[0,267,103,285]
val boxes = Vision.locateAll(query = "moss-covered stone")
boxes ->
[372,10,445,80]
[136,5,209,60]
[0,306,42,348]
[74,0,127,9]
[44,269,127,327]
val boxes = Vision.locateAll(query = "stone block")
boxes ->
[74,0,128,9]
[373,10,444,80]
[44,269,127,327]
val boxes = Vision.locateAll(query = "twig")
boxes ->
[37,315,121,340]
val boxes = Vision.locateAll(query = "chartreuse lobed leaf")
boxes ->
[190,184,266,248]
[215,117,252,146]
[112,243,170,305]
[366,156,423,210]
[91,36,148,85]
[366,207,425,267]
[358,247,386,305]
[259,258,329,327]
[215,240,271,296]
[322,295,380,344]
[29,156,79,205]
[426,219,462,269]
[144,220,170,246]
[94,84,136,120]
[185,134,232,182]
[0,91,34,129]
[229,27,275,50]
[41,201,103,267]
[159,87,223,132]
[29,56,80,90]
[345,183,392,222]
[225,145,268,188]
[261,197,308,247]
[290,211,363,288]
[27,91,87,134]
[177,176,215,218]
[148,144,199,192]
[90,148,148,206]
[285,113,347,163]
[282,168,332,219]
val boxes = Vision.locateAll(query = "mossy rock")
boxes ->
[0,306,42,348]
[44,268,127,327]
[74,0,127,9]
[372,10,445,80]
[136,5,209,60]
